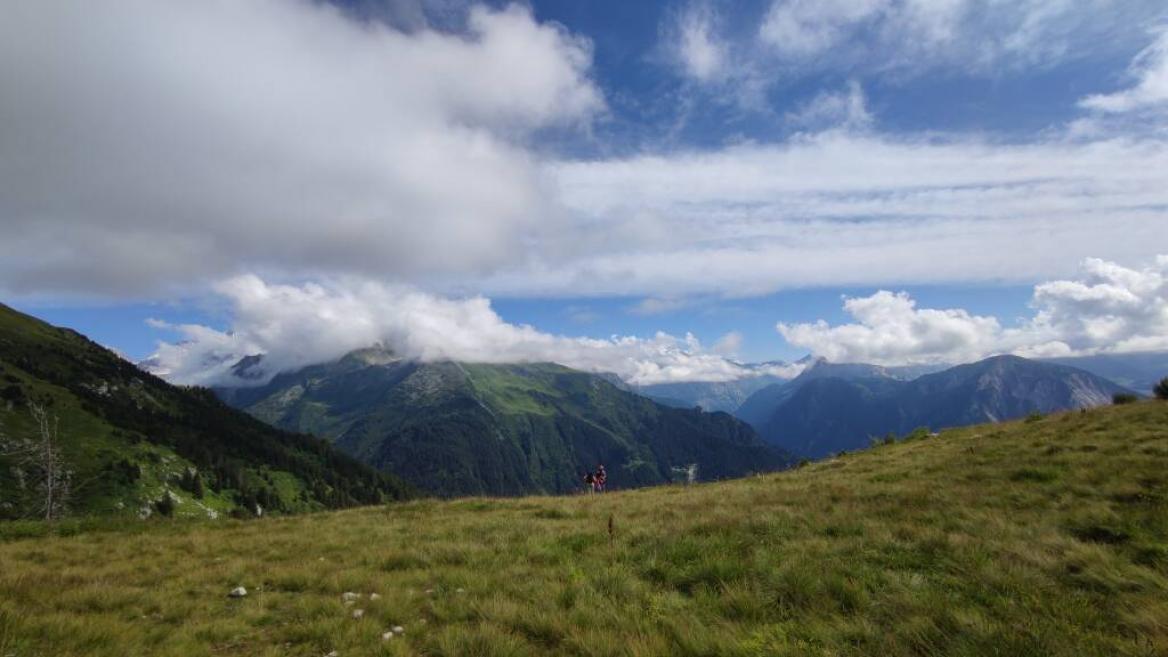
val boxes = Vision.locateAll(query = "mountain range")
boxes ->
[216,349,791,496]
[0,304,411,520]
[736,355,1134,458]
[4,301,1159,517]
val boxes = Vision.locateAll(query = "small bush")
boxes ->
[153,493,176,518]
[905,427,931,441]
[1112,393,1139,405]
[1025,412,1044,423]
[1154,377,1168,400]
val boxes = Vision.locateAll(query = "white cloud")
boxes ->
[146,275,803,387]
[777,256,1168,365]
[760,0,887,59]
[672,4,727,82]
[711,331,744,356]
[757,0,1162,77]
[777,291,1005,365]
[2,0,1166,309]
[1080,27,1168,113]
[785,81,873,131]
[517,132,1168,297]
[628,297,693,316]
[0,0,600,296]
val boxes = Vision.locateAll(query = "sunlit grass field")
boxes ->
[2,402,1166,657]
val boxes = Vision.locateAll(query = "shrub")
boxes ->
[905,427,931,441]
[154,492,176,518]
[1025,412,1044,423]
[1112,393,1139,405]
[1155,377,1168,401]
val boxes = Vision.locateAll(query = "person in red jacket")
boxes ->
[595,464,607,492]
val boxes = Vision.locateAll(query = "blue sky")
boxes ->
[2,0,1166,383]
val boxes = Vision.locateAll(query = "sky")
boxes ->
[2,0,1167,385]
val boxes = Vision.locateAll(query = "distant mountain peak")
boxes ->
[739,354,1133,459]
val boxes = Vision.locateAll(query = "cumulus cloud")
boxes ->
[1080,27,1168,114]
[778,291,1005,365]
[778,256,1168,365]
[145,275,803,387]
[0,0,600,296]
[757,0,1162,77]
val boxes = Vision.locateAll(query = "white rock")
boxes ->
[392,625,404,634]
[342,592,361,602]
[381,632,394,641]
[325,652,339,657]
[228,587,247,598]
[351,609,365,620]
[456,588,465,594]
[369,593,382,601]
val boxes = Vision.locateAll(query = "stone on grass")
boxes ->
[352,609,365,620]
[342,592,361,602]
[228,587,247,598]
[392,625,404,634]
[381,632,394,641]
[325,652,339,657]
[369,593,382,601]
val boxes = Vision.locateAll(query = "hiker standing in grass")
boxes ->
[595,464,607,493]
[583,471,596,495]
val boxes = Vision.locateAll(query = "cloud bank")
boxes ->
[528,132,1168,297]
[779,256,1168,365]
[146,276,802,387]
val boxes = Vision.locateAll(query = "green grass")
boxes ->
[2,402,1167,656]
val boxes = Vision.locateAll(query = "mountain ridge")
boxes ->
[217,351,792,496]
[739,354,1134,458]
[0,303,411,520]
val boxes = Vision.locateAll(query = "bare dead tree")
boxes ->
[0,402,72,521]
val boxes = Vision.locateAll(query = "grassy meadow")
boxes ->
[1,401,1166,656]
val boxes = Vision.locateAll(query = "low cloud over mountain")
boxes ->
[145,275,801,387]
[780,256,1168,365]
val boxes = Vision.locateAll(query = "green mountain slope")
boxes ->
[2,401,1165,656]
[218,351,790,496]
[0,304,411,520]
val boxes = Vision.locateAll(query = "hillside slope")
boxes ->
[0,304,411,520]
[1,402,1165,656]
[219,352,790,496]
